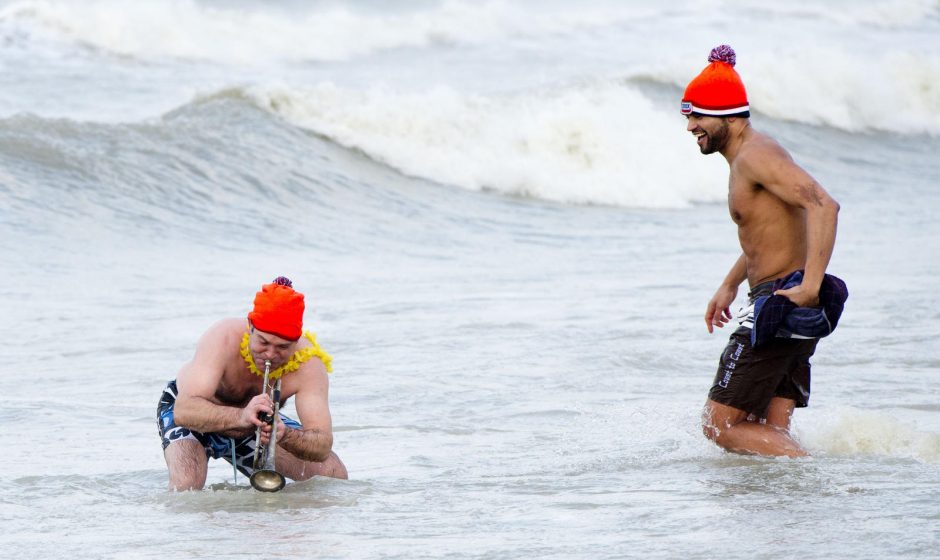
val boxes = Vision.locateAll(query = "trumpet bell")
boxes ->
[250,469,286,492]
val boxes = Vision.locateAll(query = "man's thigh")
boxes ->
[275,449,348,480]
[763,397,797,430]
[164,439,209,490]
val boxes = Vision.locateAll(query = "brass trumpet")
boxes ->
[250,360,286,492]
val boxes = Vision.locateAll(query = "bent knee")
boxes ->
[701,408,723,443]
[325,452,348,480]
[702,422,721,443]
[169,477,206,492]
[701,416,738,450]
[287,452,348,481]
[163,439,208,491]
[701,400,746,446]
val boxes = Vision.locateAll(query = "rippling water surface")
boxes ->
[1,1,938,558]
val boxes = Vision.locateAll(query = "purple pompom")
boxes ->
[708,45,736,67]
[272,276,293,288]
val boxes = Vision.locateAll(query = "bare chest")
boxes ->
[215,368,263,407]
[728,169,788,228]
[727,173,756,224]
[214,357,298,407]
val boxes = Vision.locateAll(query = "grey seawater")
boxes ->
[0,99,938,559]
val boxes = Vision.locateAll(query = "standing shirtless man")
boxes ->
[681,46,840,457]
[158,276,347,490]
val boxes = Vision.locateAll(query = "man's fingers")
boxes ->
[705,299,736,333]
[246,397,274,427]
[250,410,268,427]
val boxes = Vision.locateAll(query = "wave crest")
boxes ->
[242,81,726,208]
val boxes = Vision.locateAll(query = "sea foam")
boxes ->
[799,406,940,463]
[0,0,654,64]
[4,0,937,135]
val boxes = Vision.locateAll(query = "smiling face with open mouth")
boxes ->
[686,113,731,155]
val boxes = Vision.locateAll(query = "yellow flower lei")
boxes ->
[240,330,333,379]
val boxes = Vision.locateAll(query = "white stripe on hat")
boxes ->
[681,102,750,116]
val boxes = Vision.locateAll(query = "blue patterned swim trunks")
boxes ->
[157,380,301,476]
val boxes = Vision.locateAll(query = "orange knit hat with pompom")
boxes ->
[248,276,305,341]
[681,45,750,117]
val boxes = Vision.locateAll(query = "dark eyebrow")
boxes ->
[258,334,271,344]
[258,334,290,348]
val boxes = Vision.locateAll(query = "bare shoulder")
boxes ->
[283,341,329,395]
[197,318,247,349]
[178,318,245,388]
[734,129,794,177]
[734,129,836,208]
[296,353,330,385]
[292,331,331,374]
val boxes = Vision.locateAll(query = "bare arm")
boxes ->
[706,253,747,333]
[743,147,840,305]
[277,359,334,462]
[173,323,271,434]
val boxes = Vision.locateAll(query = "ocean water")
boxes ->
[1,1,939,558]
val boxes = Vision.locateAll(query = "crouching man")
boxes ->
[158,276,347,490]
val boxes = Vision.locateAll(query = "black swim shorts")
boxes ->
[157,380,301,476]
[707,281,819,417]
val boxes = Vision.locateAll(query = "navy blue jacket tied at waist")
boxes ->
[751,270,849,348]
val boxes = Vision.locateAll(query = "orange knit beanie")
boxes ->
[681,45,750,117]
[247,276,305,341]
